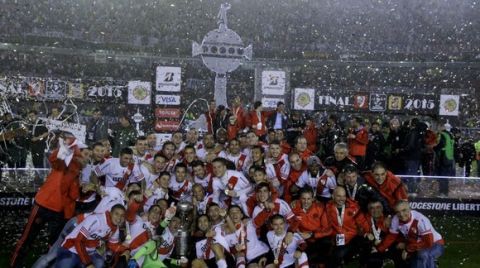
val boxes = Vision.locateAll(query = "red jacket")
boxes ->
[303,125,318,153]
[246,110,274,137]
[35,148,83,219]
[326,199,367,245]
[363,170,408,211]
[348,127,369,157]
[231,106,246,129]
[292,200,332,240]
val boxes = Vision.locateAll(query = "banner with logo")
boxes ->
[45,80,67,101]
[261,70,286,95]
[0,192,35,209]
[155,119,181,132]
[293,88,315,110]
[128,81,151,105]
[439,94,460,116]
[0,77,26,98]
[155,108,181,118]
[67,82,85,99]
[26,78,46,100]
[410,197,480,216]
[262,97,284,109]
[156,66,181,92]
[156,95,181,106]
[44,119,87,143]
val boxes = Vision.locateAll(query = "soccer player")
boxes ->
[375,200,444,268]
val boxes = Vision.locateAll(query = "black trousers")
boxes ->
[10,203,66,268]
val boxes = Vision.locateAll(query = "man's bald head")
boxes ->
[333,186,347,208]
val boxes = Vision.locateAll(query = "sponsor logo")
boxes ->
[156,95,181,105]
[155,120,180,132]
[0,197,34,206]
[155,108,181,118]
[261,97,283,109]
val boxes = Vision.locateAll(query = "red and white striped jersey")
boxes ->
[95,158,137,188]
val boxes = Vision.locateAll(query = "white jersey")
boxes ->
[169,177,192,202]
[144,188,169,212]
[95,158,137,188]
[132,164,160,190]
[389,210,443,244]
[252,199,295,227]
[195,193,215,215]
[164,158,179,173]
[128,216,156,266]
[267,231,307,268]
[94,187,125,214]
[296,170,336,199]
[157,227,175,260]
[268,154,291,181]
[62,212,120,255]
[195,225,230,260]
[193,173,213,191]
[227,220,269,261]
[212,170,252,206]
[218,151,249,172]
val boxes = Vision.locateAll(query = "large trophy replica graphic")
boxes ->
[193,3,252,107]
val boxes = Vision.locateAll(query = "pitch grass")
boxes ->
[0,213,479,267]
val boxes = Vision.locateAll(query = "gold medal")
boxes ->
[274,259,279,265]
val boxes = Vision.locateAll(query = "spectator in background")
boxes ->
[434,122,455,197]
[421,122,437,176]
[266,101,288,131]
[347,116,369,170]
[386,118,406,174]
[401,118,424,194]
[286,110,305,145]
[365,121,386,170]
[2,113,28,168]
[27,110,49,168]
[322,114,346,159]
[112,114,137,157]
[475,136,480,177]
[48,106,62,120]
[459,137,476,177]
[85,108,108,146]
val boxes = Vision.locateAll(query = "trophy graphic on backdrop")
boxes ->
[192,3,252,107]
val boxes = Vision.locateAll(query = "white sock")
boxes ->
[216,259,227,268]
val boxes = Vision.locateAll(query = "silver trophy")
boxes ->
[174,201,194,258]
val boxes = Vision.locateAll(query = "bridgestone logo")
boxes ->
[0,197,34,206]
